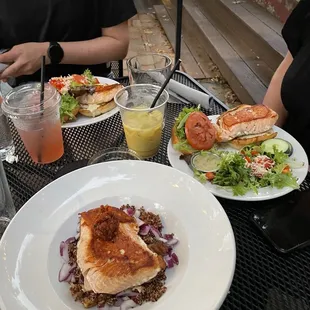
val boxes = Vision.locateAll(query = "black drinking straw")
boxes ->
[38,56,45,163]
[40,56,46,105]
[150,59,181,109]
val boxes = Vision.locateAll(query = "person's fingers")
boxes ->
[0,61,23,79]
[0,50,16,64]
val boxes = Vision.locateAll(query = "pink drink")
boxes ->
[2,83,64,164]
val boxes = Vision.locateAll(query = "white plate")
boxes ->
[61,76,120,129]
[168,115,309,201]
[0,161,235,310]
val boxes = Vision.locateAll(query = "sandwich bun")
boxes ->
[62,106,80,123]
[228,130,278,149]
[79,100,117,118]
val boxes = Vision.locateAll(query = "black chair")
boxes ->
[111,60,124,78]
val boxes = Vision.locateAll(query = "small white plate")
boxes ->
[168,115,309,201]
[0,161,236,310]
[61,76,120,129]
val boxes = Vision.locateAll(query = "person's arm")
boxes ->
[0,21,130,79]
[263,51,293,127]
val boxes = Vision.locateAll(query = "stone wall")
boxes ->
[251,0,299,23]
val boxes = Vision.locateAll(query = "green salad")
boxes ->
[60,93,79,123]
[194,144,301,196]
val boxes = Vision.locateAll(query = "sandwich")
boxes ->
[171,106,216,154]
[77,205,166,295]
[49,69,122,123]
[77,83,123,118]
[213,104,278,149]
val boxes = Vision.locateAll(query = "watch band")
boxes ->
[48,42,64,65]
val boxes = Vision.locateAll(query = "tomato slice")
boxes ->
[49,79,65,92]
[282,165,290,174]
[205,172,215,181]
[72,74,87,85]
[185,112,216,150]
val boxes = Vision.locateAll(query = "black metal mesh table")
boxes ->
[3,72,310,310]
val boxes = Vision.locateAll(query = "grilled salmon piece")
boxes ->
[77,205,165,295]
[77,84,123,105]
[214,104,278,142]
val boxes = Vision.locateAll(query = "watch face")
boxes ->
[49,44,64,64]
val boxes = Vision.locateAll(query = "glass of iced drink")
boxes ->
[114,84,169,159]
[2,83,64,164]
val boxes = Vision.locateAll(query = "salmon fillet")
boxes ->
[77,84,123,105]
[214,104,278,142]
[77,205,165,295]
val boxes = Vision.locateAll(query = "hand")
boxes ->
[0,43,49,80]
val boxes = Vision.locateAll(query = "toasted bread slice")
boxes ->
[214,104,278,142]
[77,205,164,295]
[79,100,116,118]
[228,130,278,149]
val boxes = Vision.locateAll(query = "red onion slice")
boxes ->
[164,255,174,269]
[171,253,179,265]
[120,299,138,309]
[164,233,174,240]
[139,224,150,236]
[123,207,135,217]
[65,237,76,244]
[134,217,144,227]
[60,241,65,256]
[59,263,76,282]
[116,290,139,298]
[150,226,161,239]
[166,238,179,246]
[61,242,70,263]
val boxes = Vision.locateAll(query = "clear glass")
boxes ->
[114,84,169,159]
[0,83,15,161]
[2,83,64,164]
[0,159,15,239]
[127,53,172,86]
[88,147,141,165]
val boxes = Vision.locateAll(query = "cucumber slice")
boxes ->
[261,138,293,156]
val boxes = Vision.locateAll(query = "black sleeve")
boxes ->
[281,0,310,57]
[98,0,137,28]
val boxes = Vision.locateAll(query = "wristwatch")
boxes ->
[48,42,64,65]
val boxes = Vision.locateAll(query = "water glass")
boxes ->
[0,159,15,239]
[127,53,172,86]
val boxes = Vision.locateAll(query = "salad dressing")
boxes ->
[192,153,221,172]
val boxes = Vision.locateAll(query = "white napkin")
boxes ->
[140,71,210,110]
[0,81,12,97]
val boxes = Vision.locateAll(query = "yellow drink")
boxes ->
[123,109,164,158]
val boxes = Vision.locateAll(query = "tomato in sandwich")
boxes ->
[172,107,216,154]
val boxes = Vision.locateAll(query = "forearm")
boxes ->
[59,36,128,65]
[263,52,293,127]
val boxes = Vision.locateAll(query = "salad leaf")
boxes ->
[260,172,299,190]
[60,94,79,124]
[82,69,97,84]
[212,151,260,195]
[173,140,196,154]
[175,106,200,141]
[194,169,208,184]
